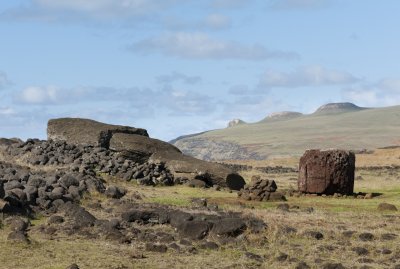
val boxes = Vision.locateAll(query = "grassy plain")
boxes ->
[0,149,399,269]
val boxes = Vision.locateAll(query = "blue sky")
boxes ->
[0,0,399,140]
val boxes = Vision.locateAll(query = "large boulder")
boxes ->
[298,149,355,195]
[47,118,148,148]
[110,133,245,190]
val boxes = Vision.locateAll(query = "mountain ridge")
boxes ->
[172,103,400,160]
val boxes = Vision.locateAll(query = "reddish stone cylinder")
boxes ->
[298,149,355,195]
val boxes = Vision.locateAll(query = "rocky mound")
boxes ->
[313,102,364,115]
[47,118,245,190]
[227,119,246,128]
[259,111,303,123]
[238,176,286,202]
[6,139,175,186]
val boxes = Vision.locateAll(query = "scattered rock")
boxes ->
[8,217,29,232]
[378,203,398,211]
[65,263,80,269]
[342,231,355,238]
[359,233,374,242]
[177,220,212,240]
[199,241,219,250]
[304,231,324,240]
[48,215,64,224]
[322,263,346,269]
[381,233,398,241]
[276,253,288,262]
[7,231,29,243]
[187,179,207,188]
[244,252,263,263]
[145,243,168,253]
[238,178,286,201]
[276,203,290,211]
[211,218,246,237]
[352,247,369,256]
[191,198,207,208]
[105,186,126,199]
[296,262,311,269]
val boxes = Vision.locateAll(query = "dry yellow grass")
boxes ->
[0,150,399,269]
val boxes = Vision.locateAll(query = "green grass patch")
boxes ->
[147,196,191,207]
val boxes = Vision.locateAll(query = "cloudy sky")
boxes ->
[0,0,399,140]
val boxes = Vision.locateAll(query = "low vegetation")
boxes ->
[0,153,399,269]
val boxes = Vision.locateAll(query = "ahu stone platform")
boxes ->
[47,118,245,190]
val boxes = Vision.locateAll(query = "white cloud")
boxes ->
[14,85,217,116]
[130,32,300,61]
[156,72,202,84]
[34,0,182,18]
[16,85,77,104]
[2,0,184,23]
[204,14,231,29]
[0,107,15,116]
[343,79,400,107]
[269,0,331,10]
[259,65,359,88]
[164,89,216,116]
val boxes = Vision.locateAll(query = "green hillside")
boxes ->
[172,103,400,160]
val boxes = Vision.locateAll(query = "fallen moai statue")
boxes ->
[298,149,355,195]
[47,118,149,148]
[47,118,246,190]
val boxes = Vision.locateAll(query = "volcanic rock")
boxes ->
[238,178,286,201]
[298,149,355,195]
[110,133,245,190]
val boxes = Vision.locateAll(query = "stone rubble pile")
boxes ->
[0,161,105,214]
[238,176,286,201]
[6,139,175,186]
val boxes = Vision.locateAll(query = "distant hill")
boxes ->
[313,102,366,115]
[172,103,400,160]
[259,111,303,123]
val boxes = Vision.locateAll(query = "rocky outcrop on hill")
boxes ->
[298,149,355,195]
[227,119,246,128]
[47,118,245,190]
[259,111,303,123]
[313,102,364,115]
